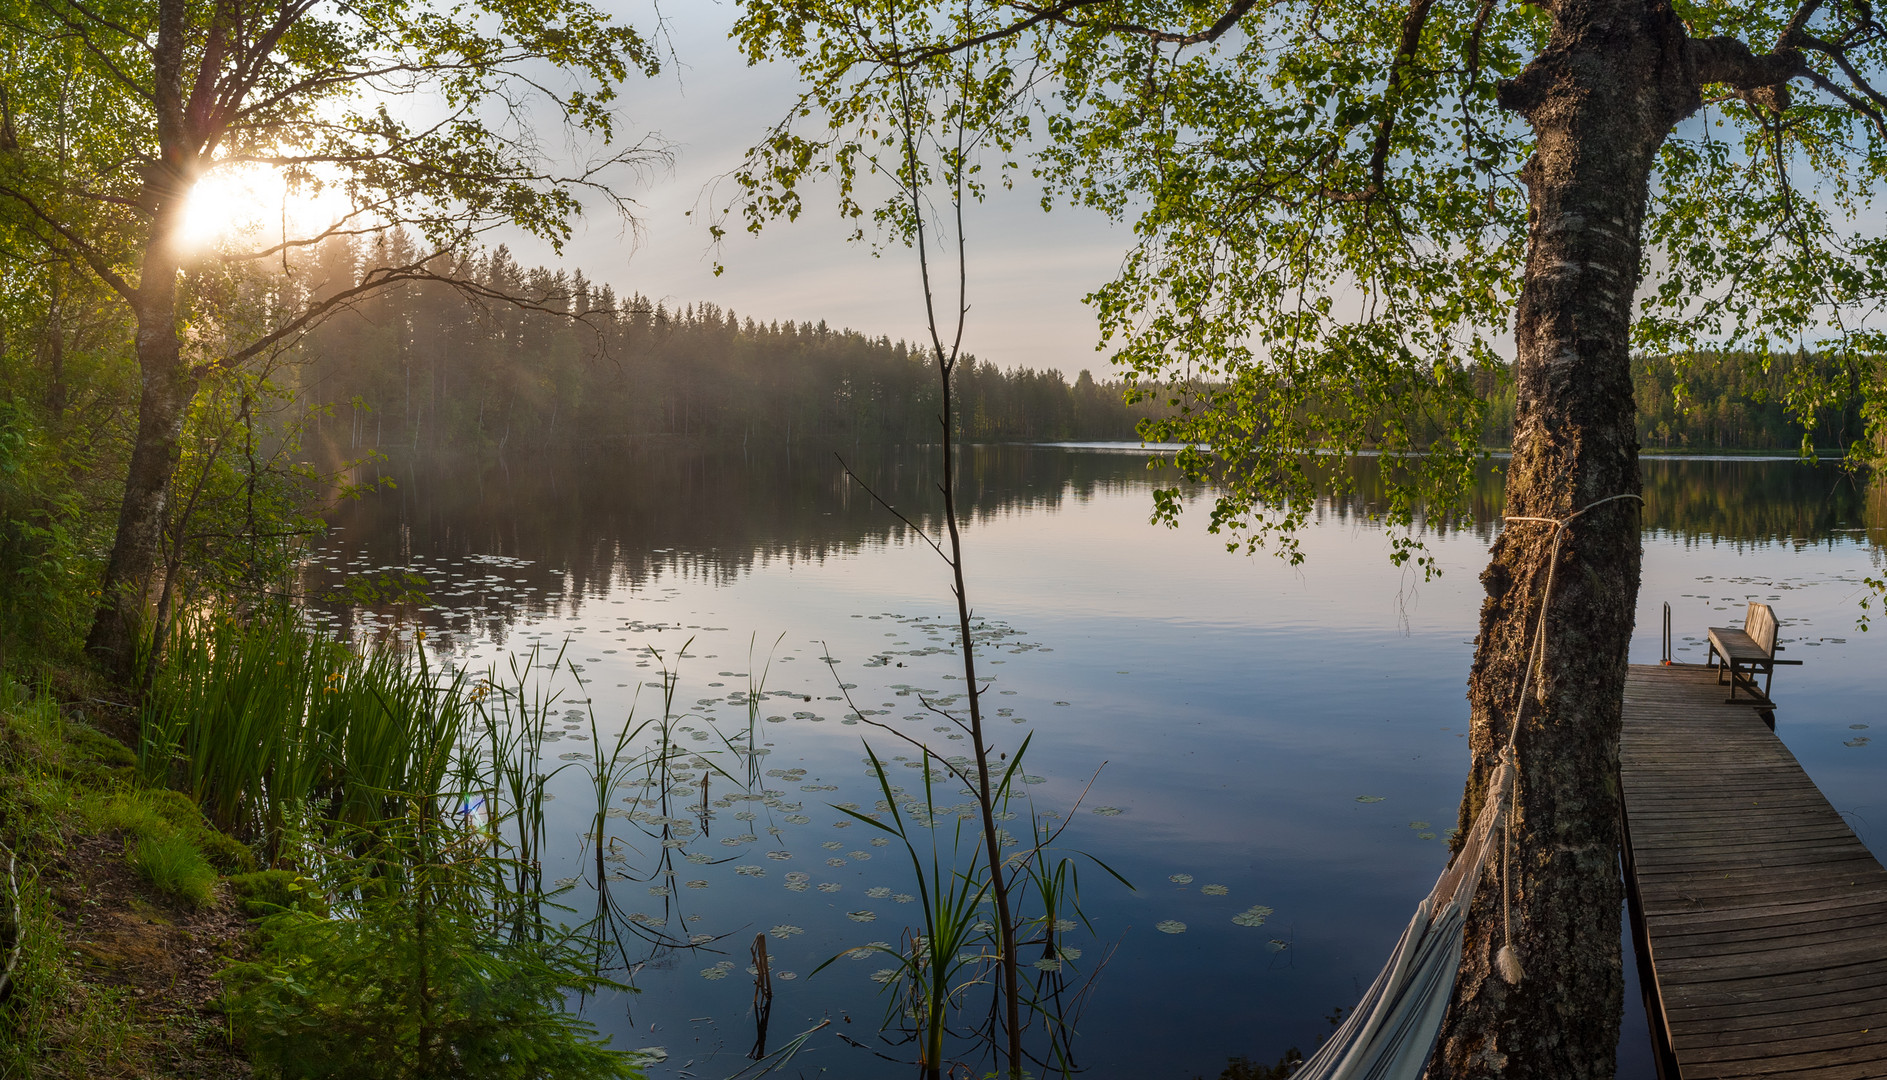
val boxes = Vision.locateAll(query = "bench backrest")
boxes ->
[1744,602,1778,656]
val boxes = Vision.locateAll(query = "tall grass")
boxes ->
[139,612,470,858]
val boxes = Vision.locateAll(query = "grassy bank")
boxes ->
[0,671,255,1078]
[0,617,648,1080]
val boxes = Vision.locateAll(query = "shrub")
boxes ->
[221,816,642,1080]
[227,870,326,918]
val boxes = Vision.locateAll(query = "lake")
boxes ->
[303,444,1886,1080]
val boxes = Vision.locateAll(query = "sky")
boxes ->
[510,2,1134,376]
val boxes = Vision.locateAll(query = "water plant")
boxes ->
[138,611,471,859]
[814,745,992,1080]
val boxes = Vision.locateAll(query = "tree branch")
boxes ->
[0,181,137,299]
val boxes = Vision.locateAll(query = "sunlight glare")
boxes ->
[178,165,352,253]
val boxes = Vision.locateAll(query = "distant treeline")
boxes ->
[1479,351,1866,452]
[286,238,1863,455]
[291,239,1161,454]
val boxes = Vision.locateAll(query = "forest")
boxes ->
[283,237,1863,457]
[290,237,1163,454]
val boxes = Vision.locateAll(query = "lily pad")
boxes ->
[847,910,877,923]
[1200,884,1229,896]
[1169,873,1194,885]
[1155,920,1187,934]
[1232,905,1274,927]
[1356,795,1385,804]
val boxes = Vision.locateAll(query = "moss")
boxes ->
[64,723,136,770]
[227,869,327,918]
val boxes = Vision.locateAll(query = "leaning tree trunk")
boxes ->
[1432,0,1711,1074]
[85,173,196,683]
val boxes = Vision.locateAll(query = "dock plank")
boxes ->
[1621,663,1887,1080]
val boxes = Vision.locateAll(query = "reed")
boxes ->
[816,745,992,1080]
[141,612,474,861]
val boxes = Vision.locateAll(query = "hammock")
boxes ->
[1290,754,1511,1080]
[1293,493,1641,1080]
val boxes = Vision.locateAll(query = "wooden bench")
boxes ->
[1705,601,1801,704]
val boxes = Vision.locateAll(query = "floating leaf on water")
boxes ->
[662,839,687,850]
[1169,874,1194,885]
[734,811,757,822]
[734,865,766,877]
[1155,920,1187,934]
[849,851,871,861]
[633,1047,669,1064]
[784,881,809,892]
[1054,701,1071,706]
[776,971,797,980]
[700,967,729,980]
[822,840,844,850]
[765,850,793,861]
[867,887,892,899]
[769,924,804,938]
[1267,939,1290,952]
[826,857,847,867]
[893,893,915,903]
[689,933,714,945]
[870,968,900,984]
[1233,905,1275,927]
[1417,832,1437,840]
[847,910,877,923]
[685,852,711,864]
[1845,737,1871,747]
[685,879,709,890]
[785,814,812,825]
[551,877,578,889]
[647,886,671,897]
[1092,806,1123,817]
[1057,945,1083,961]
[1200,885,1229,896]
[1409,821,1430,830]
[1356,795,1385,803]
[817,882,842,893]
[784,872,811,884]
[721,837,745,847]
[1033,958,1063,972]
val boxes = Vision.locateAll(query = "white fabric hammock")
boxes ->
[1291,756,1513,1080]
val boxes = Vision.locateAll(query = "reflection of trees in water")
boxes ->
[1316,455,1880,551]
[313,448,1883,621]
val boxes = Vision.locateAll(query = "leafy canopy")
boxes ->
[0,0,660,354]
[731,0,1887,563]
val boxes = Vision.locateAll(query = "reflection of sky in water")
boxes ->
[304,449,1885,1080]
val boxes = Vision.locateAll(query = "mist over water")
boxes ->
[306,445,1885,1080]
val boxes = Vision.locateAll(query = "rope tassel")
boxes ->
[1496,944,1525,985]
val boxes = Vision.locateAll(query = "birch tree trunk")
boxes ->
[1434,0,1703,1072]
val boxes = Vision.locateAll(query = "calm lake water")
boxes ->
[305,445,1886,1080]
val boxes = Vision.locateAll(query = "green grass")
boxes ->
[126,830,217,908]
[0,669,243,1077]
[140,612,472,858]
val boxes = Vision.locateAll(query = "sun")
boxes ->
[177,164,354,253]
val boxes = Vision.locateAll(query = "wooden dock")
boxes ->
[1620,662,1887,1080]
